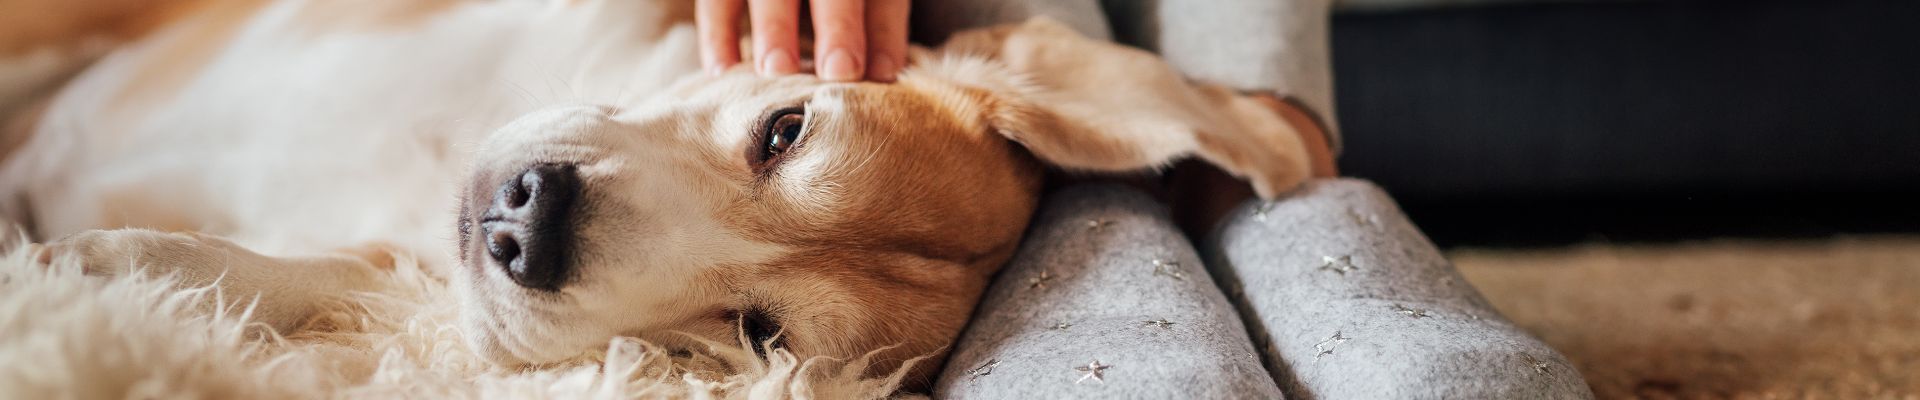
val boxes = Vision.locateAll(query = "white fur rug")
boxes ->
[0,247,912,399]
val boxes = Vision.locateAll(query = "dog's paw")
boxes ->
[39,229,265,281]
[35,229,386,333]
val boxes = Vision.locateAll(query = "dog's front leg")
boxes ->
[32,229,392,333]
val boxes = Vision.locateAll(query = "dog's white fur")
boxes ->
[0,0,1310,391]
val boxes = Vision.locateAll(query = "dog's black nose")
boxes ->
[480,164,580,290]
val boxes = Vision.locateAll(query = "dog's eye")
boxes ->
[735,308,785,355]
[753,107,807,168]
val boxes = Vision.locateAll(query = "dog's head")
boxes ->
[453,18,1310,382]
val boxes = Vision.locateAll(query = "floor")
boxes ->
[1453,236,1920,399]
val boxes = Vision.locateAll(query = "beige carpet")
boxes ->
[1452,236,1920,399]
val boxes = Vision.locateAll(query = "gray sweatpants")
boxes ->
[914,3,1591,398]
[934,183,1591,398]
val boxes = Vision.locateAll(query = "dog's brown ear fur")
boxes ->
[931,18,1310,199]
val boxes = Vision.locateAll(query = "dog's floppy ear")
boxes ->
[936,18,1311,199]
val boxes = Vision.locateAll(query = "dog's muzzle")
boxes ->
[480,164,581,291]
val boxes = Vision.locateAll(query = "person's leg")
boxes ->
[933,184,1281,398]
[1203,179,1593,399]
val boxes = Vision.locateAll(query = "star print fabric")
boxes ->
[1202,179,1592,398]
[933,185,1281,398]
[933,181,1592,399]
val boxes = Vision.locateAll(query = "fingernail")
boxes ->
[820,49,860,82]
[760,50,798,76]
[867,56,896,82]
[706,64,727,76]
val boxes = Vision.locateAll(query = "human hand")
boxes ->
[697,0,911,82]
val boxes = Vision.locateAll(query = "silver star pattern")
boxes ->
[1074,360,1111,384]
[1391,303,1430,319]
[966,359,1001,381]
[1051,322,1074,330]
[1142,318,1176,329]
[1346,207,1380,227]
[1522,354,1551,374]
[1084,219,1115,231]
[1314,331,1350,360]
[1252,202,1277,222]
[1151,258,1188,281]
[1026,270,1054,290]
[1319,255,1359,275]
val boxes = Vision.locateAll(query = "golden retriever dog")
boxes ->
[0,0,1309,384]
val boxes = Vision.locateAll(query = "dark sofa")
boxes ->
[1330,0,1920,246]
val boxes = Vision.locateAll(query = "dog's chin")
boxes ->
[463,318,591,367]
[462,326,528,367]
[459,292,598,367]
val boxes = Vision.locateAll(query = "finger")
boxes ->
[748,0,801,76]
[863,0,910,82]
[696,0,745,75]
[809,0,865,81]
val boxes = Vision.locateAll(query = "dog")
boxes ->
[0,0,1310,384]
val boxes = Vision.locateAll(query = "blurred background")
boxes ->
[1327,0,1918,397]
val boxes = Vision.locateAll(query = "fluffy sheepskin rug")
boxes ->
[0,246,914,399]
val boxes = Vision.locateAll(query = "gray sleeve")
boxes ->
[1103,0,1341,149]
[1202,179,1593,399]
[932,184,1282,398]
